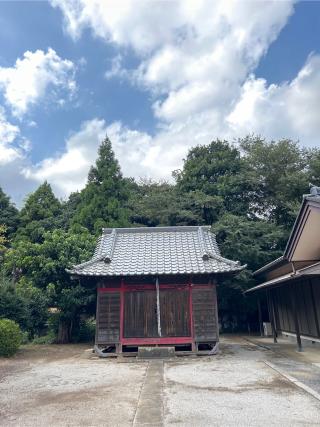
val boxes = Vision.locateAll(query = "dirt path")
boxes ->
[1,338,320,426]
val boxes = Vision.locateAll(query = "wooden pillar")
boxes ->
[257,297,263,337]
[270,292,278,343]
[267,290,277,343]
[189,281,196,352]
[156,277,162,338]
[291,283,302,352]
[118,278,124,353]
[95,284,100,346]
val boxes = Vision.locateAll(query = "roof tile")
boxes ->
[68,226,244,276]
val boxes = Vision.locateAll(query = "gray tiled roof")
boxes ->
[68,226,244,277]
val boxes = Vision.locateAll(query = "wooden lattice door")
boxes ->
[159,288,190,337]
[123,290,158,338]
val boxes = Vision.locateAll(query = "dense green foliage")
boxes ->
[1,134,319,340]
[0,318,22,356]
[16,182,63,243]
[0,188,19,240]
[71,137,130,234]
[0,225,7,253]
[239,137,318,227]
[175,139,255,221]
[4,229,96,343]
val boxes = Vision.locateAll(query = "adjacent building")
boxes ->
[247,190,320,350]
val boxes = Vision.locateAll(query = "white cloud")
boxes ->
[50,1,297,134]
[51,0,293,90]
[106,50,320,179]
[0,106,21,165]
[21,117,192,195]
[0,157,37,208]
[51,0,186,52]
[106,111,229,180]
[227,54,320,145]
[0,107,36,206]
[0,107,19,144]
[0,48,76,117]
[23,119,108,196]
[16,0,319,202]
[27,120,37,128]
[105,54,128,80]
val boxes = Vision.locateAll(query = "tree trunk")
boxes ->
[56,319,72,344]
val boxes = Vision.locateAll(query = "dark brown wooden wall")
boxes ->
[272,278,320,338]
[192,286,218,342]
[160,289,190,337]
[96,291,120,344]
[124,290,158,338]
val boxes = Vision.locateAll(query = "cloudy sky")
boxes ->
[0,0,320,206]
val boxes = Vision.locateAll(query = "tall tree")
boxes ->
[129,180,194,227]
[16,182,62,243]
[174,139,257,222]
[60,191,83,231]
[240,136,320,228]
[213,213,286,273]
[0,187,19,240]
[72,136,130,234]
[308,150,320,186]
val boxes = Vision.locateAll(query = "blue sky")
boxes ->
[0,1,319,206]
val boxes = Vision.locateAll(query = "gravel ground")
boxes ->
[0,345,147,427]
[164,341,320,426]
[1,339,320,426]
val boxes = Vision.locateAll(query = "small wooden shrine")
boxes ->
[69,226,243,354]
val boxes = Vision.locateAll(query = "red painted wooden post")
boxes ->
[119,278,124,353]
[189,281,196,352]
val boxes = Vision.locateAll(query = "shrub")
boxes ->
[77,318,96,342]
[0,276,29,328]
[0,275,48,339]
[0,318,22,356]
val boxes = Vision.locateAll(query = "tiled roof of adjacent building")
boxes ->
[68,226,245,277]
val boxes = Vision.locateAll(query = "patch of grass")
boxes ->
[32,331,56,345]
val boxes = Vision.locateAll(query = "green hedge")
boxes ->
[0,318,22,356]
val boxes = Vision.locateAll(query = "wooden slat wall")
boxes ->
[274,286,293,332]
[160,289,190,337]
[272,279,320,338]
[296,282,318,336]
[96,291,120,344]
[192,286,218,341]
[124,291,158,338]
